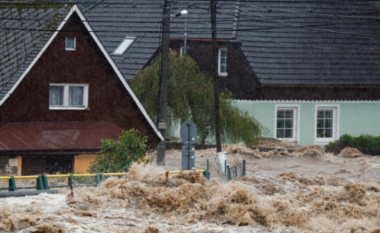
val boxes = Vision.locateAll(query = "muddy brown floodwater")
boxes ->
[1,144,380,233]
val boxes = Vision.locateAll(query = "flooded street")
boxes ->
[1,145,380,233]
[2,193,268,232]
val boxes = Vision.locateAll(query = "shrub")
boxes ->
[88,129,152,173]
[325,134,380,155]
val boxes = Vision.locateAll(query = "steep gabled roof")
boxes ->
[0,3,164,141]
[0,3,71,100]
[83,0,235,80]
[83,0,380,86]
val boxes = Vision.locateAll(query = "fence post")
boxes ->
[36,175,45,190]
[203,169,210,180]
[69,174,75,188]
[234,166,237,177]
[96,174,102,186]
[9,176,17,191]
[42,175,49,190]
[224,160,227,174]
[242,160,246,177]
[226,165,231,182]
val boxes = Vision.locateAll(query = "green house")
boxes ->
[162,0,380,146]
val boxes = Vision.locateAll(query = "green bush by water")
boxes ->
[88,129,153,173]
[326,134,380,154]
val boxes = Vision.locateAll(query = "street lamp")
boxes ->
[171,9,188,19]
[156,6,189,166]
[171,10,189,56]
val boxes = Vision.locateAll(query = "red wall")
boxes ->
[0,13,159,144]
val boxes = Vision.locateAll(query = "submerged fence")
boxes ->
[0,168,210,192]
[225,160,246,181]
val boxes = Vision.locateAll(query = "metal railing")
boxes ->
[225,160,246,181]
[0,167,210,192]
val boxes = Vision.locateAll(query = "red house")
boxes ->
[0,4,163,175]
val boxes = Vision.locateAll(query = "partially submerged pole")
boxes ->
[68,176,74,197]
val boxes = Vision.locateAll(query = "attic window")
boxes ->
[66,37,76,51]
[114,37,135,55]
[218,48,228,76]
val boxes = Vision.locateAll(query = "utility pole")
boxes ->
[211,0,222,152]
[157,0,171,165]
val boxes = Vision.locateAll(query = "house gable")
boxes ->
[0,5,163,143]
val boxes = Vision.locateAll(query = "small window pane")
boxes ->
[317,110,324,118]
[325,110,333,118]
[50,86,64,106]
[69,86,84,106]
[317,129,324,137]
[220,66,226,73]
[325,119,333,128]
[277,129,284,138]
[277,110,285,118]
[285,119,293,128]
[66,37,75,50]
[285,129,293,138]
[325,129,332,137]
[277,119,284,128]
[317,119,324,128]
[285,110,293,118]
[221,50,227,57]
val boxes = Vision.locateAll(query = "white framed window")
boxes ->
[180,46,189,56]
[315,105,339,144]
[114,37,135,55]
[65,37,76,51]
[275,105,300,142]
[218,48,228,76]
[49,84,89,110]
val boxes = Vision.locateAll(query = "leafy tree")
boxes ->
[88,129,151,173]
[131,50,267,146]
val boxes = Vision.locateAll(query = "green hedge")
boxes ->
[325,134,380,155]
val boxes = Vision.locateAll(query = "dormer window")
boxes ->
[65,37,76,51]
[114,37,135,55]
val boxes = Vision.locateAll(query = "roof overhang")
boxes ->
[0,121,122,151]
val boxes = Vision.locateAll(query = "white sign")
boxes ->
[215,151,227,174]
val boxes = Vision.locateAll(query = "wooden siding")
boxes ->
[171,41,259,100]
[0,13,160,144]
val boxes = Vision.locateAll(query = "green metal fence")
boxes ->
[226,160,246,181]
[0,168,211,192]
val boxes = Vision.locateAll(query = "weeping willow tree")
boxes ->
[131,50,267,146]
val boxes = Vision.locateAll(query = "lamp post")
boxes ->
[156,5,189,165]
[184,18,188,55]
